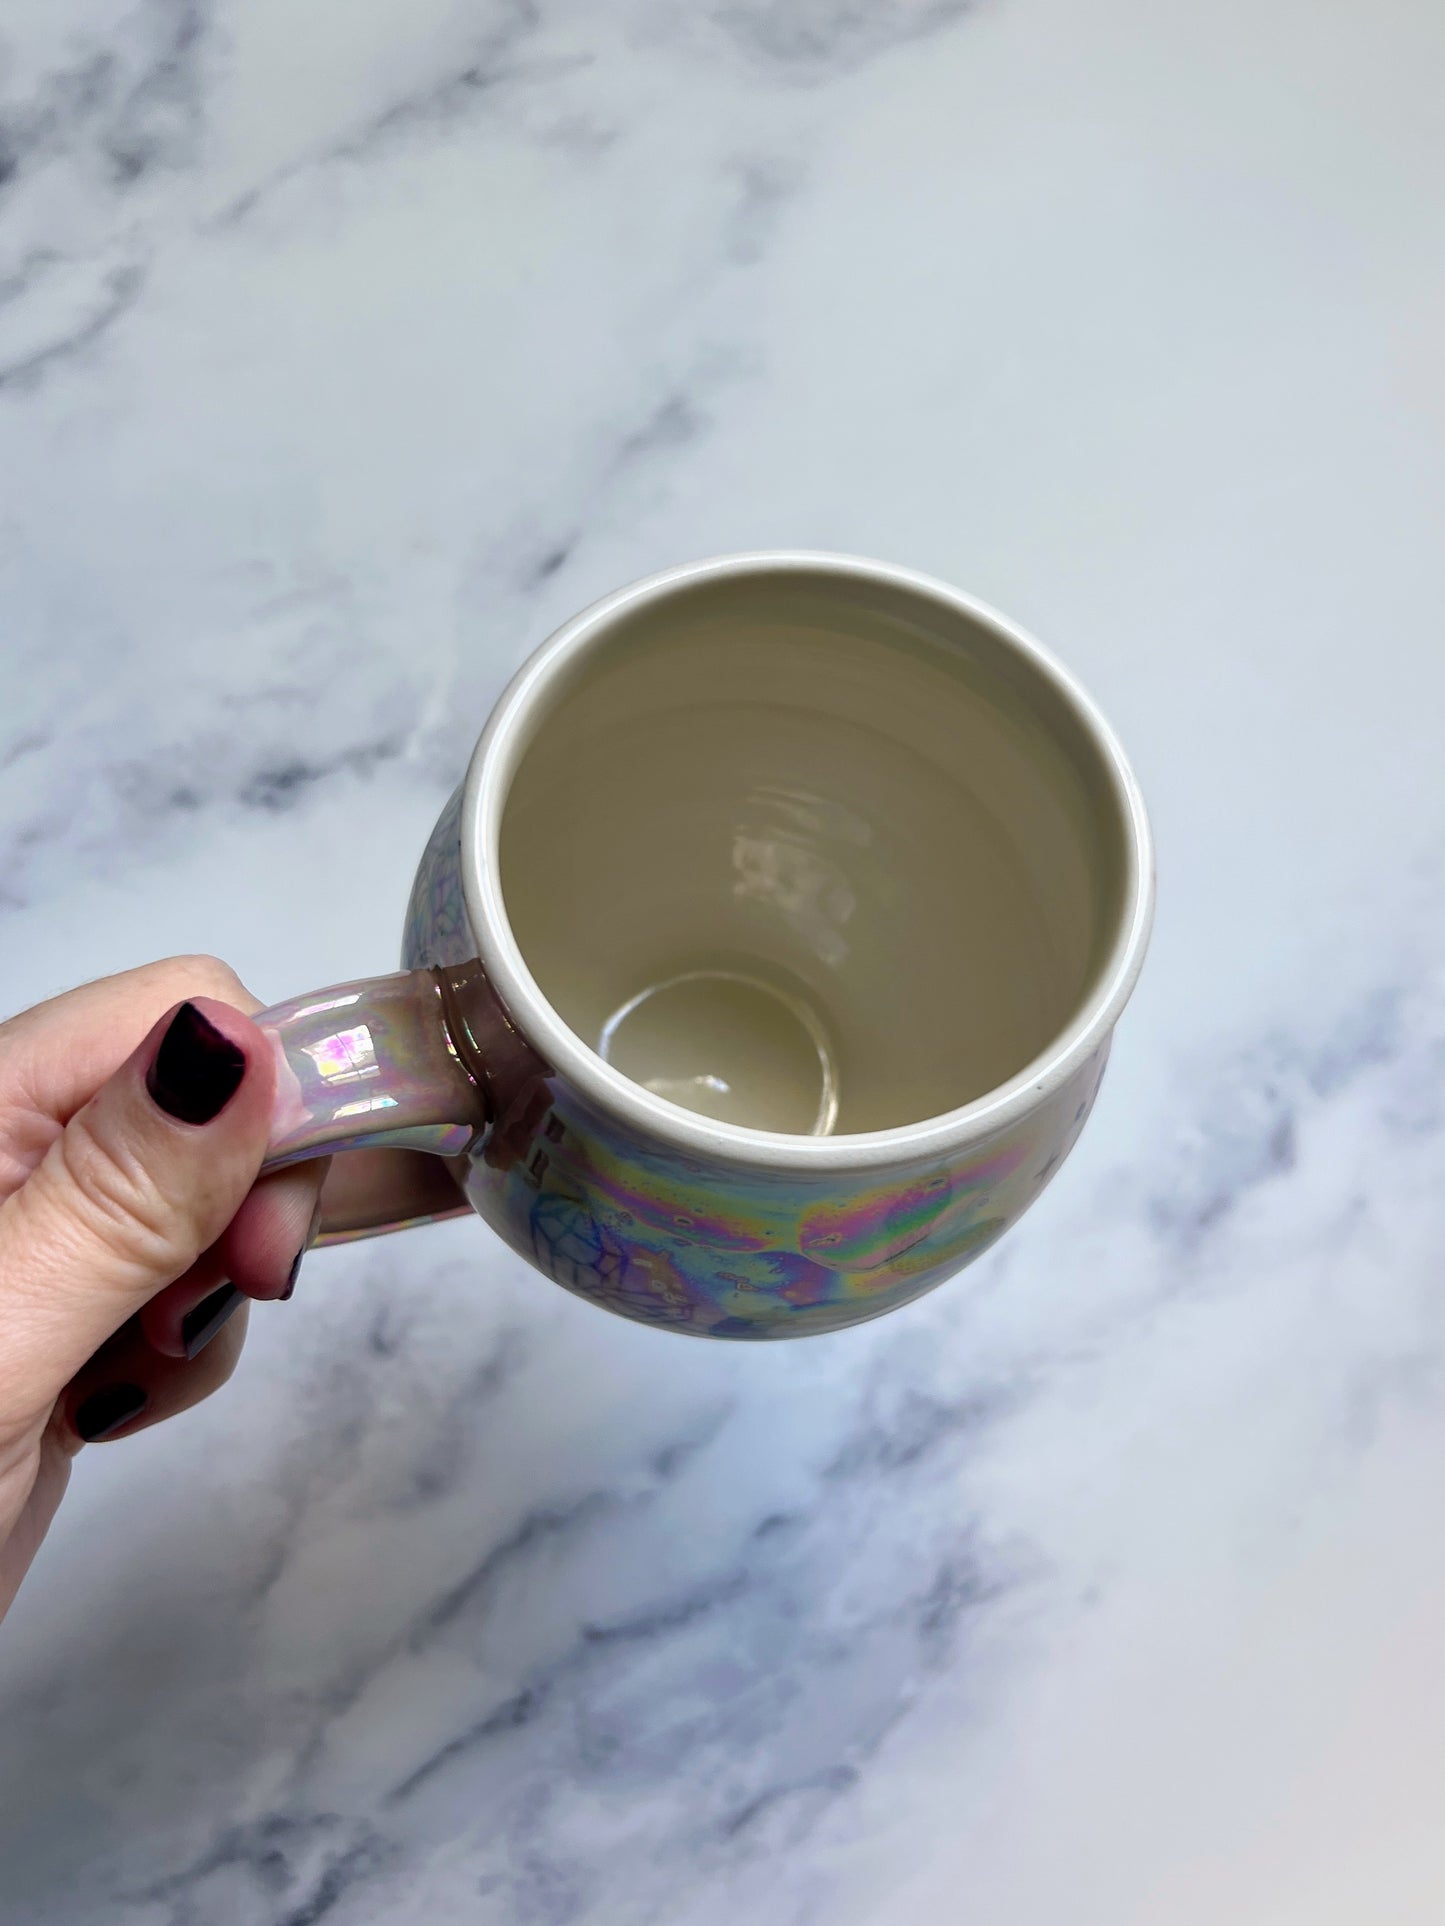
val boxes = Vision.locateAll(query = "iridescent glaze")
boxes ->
[255,555,1153,1340]
[463,1065,1101,1337]
[401,783,469,971]
[394,795,1109,1337]
[257,965,483,1168]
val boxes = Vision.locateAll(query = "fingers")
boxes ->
[65,1302,251,1444]
[217,1159,328,1302]
[131,1250,231,1360]
[0,1303,251,1619]
[0,997,275,1442]
[138,1159,328,1358]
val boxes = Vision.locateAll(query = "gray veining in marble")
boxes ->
[4,0,1445,1920]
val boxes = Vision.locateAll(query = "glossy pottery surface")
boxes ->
[402,786,1112,1337]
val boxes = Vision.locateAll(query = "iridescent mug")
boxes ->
[260,553,1154,1338]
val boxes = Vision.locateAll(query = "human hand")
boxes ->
[0,957,326,1622]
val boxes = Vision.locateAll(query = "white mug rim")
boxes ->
[461,551,1154,1173]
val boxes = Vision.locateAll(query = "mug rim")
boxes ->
[461,550,1154,1172]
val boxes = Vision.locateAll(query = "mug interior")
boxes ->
[499,567,1131,1138]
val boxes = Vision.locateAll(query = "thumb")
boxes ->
[0,999,276,1434]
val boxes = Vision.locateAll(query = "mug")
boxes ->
[257,552,1153,1339]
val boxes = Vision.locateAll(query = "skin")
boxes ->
[0,957,328,1623]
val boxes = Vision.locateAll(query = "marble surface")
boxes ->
[3,0,1445,1918]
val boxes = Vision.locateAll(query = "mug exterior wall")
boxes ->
[403,789,1109,1339]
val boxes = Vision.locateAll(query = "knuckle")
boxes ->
[55,1111,190,1279]
[157,953,255,1011]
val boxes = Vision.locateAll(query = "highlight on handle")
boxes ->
[256,968,489,1173]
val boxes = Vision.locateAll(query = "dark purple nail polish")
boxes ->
[280,1246,305,1301]
[74,1383,148,1442]
[146,1002,247,1125]
[280,1193,321,1301]
[181,1282,243,1359]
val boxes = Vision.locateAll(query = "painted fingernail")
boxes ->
[280,1246,305,1301]
[74,1383,148,1442]
[181,1281,244,1358]
[146,1002,246,1125]
[280,1195,323,1301]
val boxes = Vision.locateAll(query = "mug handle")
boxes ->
[254,960,499,1246]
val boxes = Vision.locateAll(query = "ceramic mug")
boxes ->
[257,552,1154,1338]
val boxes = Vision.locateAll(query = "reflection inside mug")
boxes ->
[500,572,1125,1136]
[599,968,839,1135]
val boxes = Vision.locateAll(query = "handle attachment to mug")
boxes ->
[253,961,507,1244]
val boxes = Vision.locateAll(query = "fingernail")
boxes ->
[281,1194,323,1301]
[74,1383,148,1442]
[146,1002,247,1125]
[181,1281,244,1359]
[280,1246,304,1301]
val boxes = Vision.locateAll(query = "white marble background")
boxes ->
[3,0,1445,1919]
